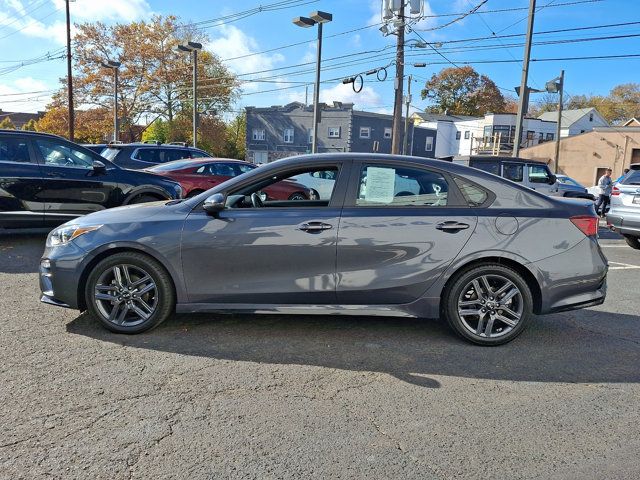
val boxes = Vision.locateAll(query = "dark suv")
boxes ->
[101,142,211,169]
[0,130,183,229]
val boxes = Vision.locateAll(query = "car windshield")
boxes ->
[101,148,120,161]
[146,160,199,172]
[621,171,640,185]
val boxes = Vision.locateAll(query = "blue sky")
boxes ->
[0,0,639,116]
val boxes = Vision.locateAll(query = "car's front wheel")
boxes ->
[443,264,533,345]
[85,252,175,334]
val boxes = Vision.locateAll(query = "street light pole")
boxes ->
[65,0,74,141]
[101,60,121,142]
[293,11,332,154]
[513,0,536,157]
[553,70,564,174]
[178,42,203,148]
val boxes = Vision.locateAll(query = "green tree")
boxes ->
[221,112,246,159]
[0,117,16,129]
[141,118,169,143]
[21,118,38,131]
[421,66,506,115]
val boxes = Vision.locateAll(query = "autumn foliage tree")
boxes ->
[421,66,506,116]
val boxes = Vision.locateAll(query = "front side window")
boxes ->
[360,127,371,139]
[356,165,448,207]
[0,136,31,163]
[503,163,524,182]
[226,166,339,208]
[283,128,294,143]
[528,164,552,184]
[252,129,265,141]
[36,139,94,168]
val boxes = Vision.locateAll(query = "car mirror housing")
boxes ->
[92,160,106,172]
[548,174,557,185]
[203,193,226,214]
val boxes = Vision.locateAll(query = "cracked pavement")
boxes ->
[0,229,639,479]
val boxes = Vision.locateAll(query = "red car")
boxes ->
[144,158,311,200]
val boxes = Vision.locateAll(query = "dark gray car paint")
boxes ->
[40,153,607,319]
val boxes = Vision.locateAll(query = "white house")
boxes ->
[538,107,608,137]
[413,112,557,158]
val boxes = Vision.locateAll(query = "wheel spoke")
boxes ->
[131,275,151,287]
[130,303,149,320]
[113,266,124,287]
[495,314,517,327]
[459,308,481,316]
[122,265,133,286]
[459,300,481,307]
[476,315,487,335]
[96,293,118,302]
[494,280,514,296]
[135,282,156,296]
[116,304,129,325]
[500,288,519,304]
[480,275,493,297]
[96,284,117,292]
[134,297,153,314]
[471,279,485,300]
[108,303,121,322]
[483,316,496,336]
[500,306,521,320]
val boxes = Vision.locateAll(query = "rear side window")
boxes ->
[471,161,500,176]
[356,165,448,207]
[0,136,31,163]
[162,149,190,162]
[502,164,523,182]
[454,177,489,207]
[134,148,159,163]
[101,148,120,161]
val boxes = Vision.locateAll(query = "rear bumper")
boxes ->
[529,236,608,314]
[607,211,640,237]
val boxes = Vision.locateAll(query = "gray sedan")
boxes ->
[39,154,607,345]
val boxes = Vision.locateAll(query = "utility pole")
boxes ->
[65,0,74,141]
[192,48,198,148]
[513,0,536,157]
[391,1,405,155]
[402,74,412,155]
[553,70,564,173]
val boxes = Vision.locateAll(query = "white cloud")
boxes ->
[207,24,285,92]
[0,77,53,113]
[320,82,383,108]
[54,0,150,22]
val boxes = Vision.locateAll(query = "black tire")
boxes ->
[130,194,161,204]
[85,252,175,334]
[624,235,640,250]
[442,264,533,346]
[186,189,204,198]
[288,192,307,201]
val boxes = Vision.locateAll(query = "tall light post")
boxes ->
[293,11,332,154]
[65,0,75,141]
[178,41,202,148]
[101,60,121,142]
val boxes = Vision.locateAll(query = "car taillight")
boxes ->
[570,215,598,237]
[611,185,620,196]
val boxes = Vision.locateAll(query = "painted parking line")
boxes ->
[608,261,640,270]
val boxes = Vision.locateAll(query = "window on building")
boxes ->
[526,130,535,140]
[580,129,586,134]
[483,125,492,141]
[455,131,461,140]
[589,113,594,122]
[283,128,294,143]
[360,127,371,139]
[546,133,554,141]
[464,131,470,139]
[493,125,511,144]
[538,132,544,142]
[383,127,392,139]
[425,136,433,152]
[328,127,340,138]
[252,129,265,141]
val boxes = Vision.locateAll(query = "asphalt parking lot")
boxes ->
[1,227,639,480]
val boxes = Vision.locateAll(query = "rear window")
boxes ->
[621,171,640,185]
[147,159,198,172]
[454,177,489,207]
[101,147,120,161]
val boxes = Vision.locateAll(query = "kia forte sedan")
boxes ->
[39,154,607,345]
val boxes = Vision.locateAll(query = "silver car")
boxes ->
[39,154,607,346]
[607,169,640,249]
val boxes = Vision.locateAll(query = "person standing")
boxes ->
[595,168,613,217]
[615,168,630,183]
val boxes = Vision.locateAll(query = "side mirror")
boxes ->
[92,160,106,173]
[203,193,226,214]
[548,174,557,185]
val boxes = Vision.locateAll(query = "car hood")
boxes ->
[65,200,177,227]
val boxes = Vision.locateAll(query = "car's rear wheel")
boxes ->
[624,235,640,250]
[85,252,175,334]
[443,264,533,345]
[288,192,306,201]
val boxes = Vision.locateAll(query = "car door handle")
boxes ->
[298,222,333,233]
[436,221,470,232]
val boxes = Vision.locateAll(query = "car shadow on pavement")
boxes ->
[0,229,48,274]
[66,309,640,389]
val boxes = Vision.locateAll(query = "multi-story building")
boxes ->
[245,101,437,164]
[538,107,608,137]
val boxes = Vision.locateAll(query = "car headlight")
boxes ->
[173,183,183,198]
[46,224,102,247]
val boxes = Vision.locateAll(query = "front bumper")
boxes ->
[39,242,87,310]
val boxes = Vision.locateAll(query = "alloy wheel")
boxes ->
[457,274,524,339]
[94,264,158,327]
